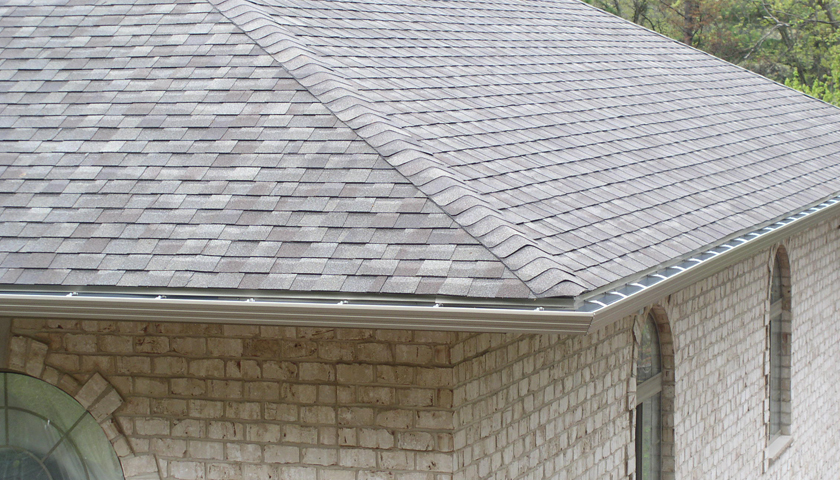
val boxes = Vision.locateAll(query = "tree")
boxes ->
[584,0,840,106]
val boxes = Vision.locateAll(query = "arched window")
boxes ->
[636,314,662,480]
[767,249,791,454]
[0,372,124,480]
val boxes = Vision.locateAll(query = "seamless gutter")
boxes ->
[2,193,839,334]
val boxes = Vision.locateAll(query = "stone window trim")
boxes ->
[3,333,161,480]
[764,246,793,470]
[630,306,675,480]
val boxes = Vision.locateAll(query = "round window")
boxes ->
[0,372,124,480]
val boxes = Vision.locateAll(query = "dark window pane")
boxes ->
[770,256,783,304]
[769,317,783,437]
[0,448,52,480]
[635,394,661,480]
[637,315,661,383]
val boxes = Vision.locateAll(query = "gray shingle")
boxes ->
[3,0,840,301]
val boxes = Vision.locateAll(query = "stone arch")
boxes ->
[6,335,161,480]
[630,306,676,480]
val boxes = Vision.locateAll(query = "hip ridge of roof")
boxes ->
[211,0,591,297]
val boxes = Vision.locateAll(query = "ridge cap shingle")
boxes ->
[211,0,590,297]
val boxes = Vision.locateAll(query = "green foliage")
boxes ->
[584,0,840,106]
[785,54,840,105]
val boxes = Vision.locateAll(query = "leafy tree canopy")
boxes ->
[584,0,840,105]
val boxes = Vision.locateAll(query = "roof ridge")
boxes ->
[210,0,589,297]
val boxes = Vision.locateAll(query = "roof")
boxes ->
[2,0,840,304]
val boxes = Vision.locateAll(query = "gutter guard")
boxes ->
[1,194,839,334]
[584,194,840,332]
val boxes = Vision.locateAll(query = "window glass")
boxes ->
[636,314,662,480]
[770,256,783,304]
[6,374,85,432]
[44,429,88,480]
[769,317,783,437]
[768,253,787,440]
[8,410,64,461]
[0,449,52,480]
[636,394,661,480]
[637,315,661,383]
[71,414,124,480]
[0,373,124,480]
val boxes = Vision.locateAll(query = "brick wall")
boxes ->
[666,217,840,479]
[666,252,768,478]
[9,322,457,480]
[779,218,840,479]
[449,324,633,480]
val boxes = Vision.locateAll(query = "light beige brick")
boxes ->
[227,443,262,463]
[245,381,280,401]
[152,356,188,375]
[208,421,245,441]
[226,401,261,420]
[98,335,133,353]
[299,362,335,381]
[170,378,206,396]
[226,360,261,379]
[395,345,433,364]
[301,405,336,424]
[188,440,224,460]
[207,462,241,480]
[301,448,337,466]
[65,334,97,353]
[170,460,205,480]
[188,399,224,418]
[283,424,318,444]
[207,338,243,357]
[207,379,243,399]
[262,360,297,380]
[265,402,297,422]
[151,438,187,456]
[265,445,300,464]
[172,337,207,356]
[189,359,225,377]
[337,364,373,384]
[246,423,283,443]
[134,336,170,354]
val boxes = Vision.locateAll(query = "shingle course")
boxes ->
[3,0,840,300]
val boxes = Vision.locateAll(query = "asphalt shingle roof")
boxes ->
[2,0,840,299]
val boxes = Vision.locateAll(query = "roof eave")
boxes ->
[586,192,840,332]
[2,193,838,335]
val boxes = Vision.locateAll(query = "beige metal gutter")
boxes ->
[0,293,592,334]
[1,194,838,335]
[585,194,840,332]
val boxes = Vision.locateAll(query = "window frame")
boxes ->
[764,247,792,468]
[633,309,675,480]
[0,371,125,480]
